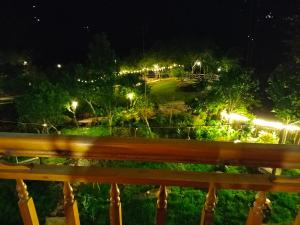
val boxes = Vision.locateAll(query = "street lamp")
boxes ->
[71,100,78,111]
[153,64,160,79]
[126,92,135,107]
[70,100,78,127]
[57,64,62,69]
[23,61,28,66]
[195,61,201,66]
[192,60,202,74]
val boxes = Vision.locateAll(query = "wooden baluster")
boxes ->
[156,185,168,225]
[293,209,300,225]
[109,183,122,225]
[16,179,40,225]
[200,184,217,225]
[63,182,80,225]
[246,191,267,225]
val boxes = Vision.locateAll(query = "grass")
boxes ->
[149,78,198,104]
[61,126,110,136]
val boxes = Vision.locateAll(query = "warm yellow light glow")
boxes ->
[71,101,78,110]
[57,64,62,68]
[119,63,184,75]
[253,119,284,129]
[253,119,300,131]
[285,124,300,131]
[126,92,135,101]
[221,110,300,131]
[217,67,222,72]
[23,61,28,66]
[195,60,201,66]
[221,110,249,122]
[42,123,47,127]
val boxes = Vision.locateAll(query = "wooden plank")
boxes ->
[1,164,300,192]
[156,185,168,225]
[18,198,40,225]
[109,183,122,225]
[65,201,80,225]
[0,134,299,169]
[246,192,267,225]
[200,184,216,225]
[63,182,80,225]
[16,179,39,225]
[294,208,300,225]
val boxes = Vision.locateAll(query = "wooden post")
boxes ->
[109,183,122,225]
[294,131,300,145]
[16,179,40,225]
[246,191,267,225]
[200,184,217,225]
[63,182,80,225]
[156,185,168,225]
[293,209,300,225]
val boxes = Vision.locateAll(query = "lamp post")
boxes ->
[191,60,201,79]
[71,100,78,127]
[126,93,135,108]
[154,64,160,79]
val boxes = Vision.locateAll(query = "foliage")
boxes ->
[167,187,206,225]
[204,66,259,114]
[16,81,70,132]
[267,63,300,123]
[195,120,239,141]
[214,190,255,225]
[0,180,22,225]
[252,130,279,144]
[77,184,110,225]
[29,181,61,225]
[0,180,61,225]
[133,97,156,136]
[268,192,300,224]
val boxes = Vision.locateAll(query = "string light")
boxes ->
[119,63,184,75]
[221,110,300,131]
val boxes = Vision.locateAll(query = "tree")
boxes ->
[205,66,259,115]
[134,97,156,136]
[73,34,118,134]
[16,81,70,133]
[267,63,300,124]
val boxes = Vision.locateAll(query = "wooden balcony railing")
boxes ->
[0,133,300,225]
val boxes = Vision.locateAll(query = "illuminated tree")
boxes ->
[267,63,300,124]
[211,67,258,113]
[16,81,70,133]
[190,66,258,119]
[74,34,118,134]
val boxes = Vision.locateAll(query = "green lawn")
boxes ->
[149,78,198,103]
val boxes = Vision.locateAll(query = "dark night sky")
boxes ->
[0,0,300,70]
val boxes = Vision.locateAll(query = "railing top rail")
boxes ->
[0,133,299,169]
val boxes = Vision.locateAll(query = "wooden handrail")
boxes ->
[0,134,299,169]
[1,164,300,192]
[0,134,300,225]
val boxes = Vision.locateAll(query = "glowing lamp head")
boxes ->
[71,101,78,110]
[57,64,62,68]
[126,92,135,101]
[23,61,28,66]
[153,64,159,71]
[217,67,222,72]
[221,110,249,122]
[195,60,201,66]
